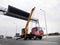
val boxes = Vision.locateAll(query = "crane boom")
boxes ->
[24,7,35,37]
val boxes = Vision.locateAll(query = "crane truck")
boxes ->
[0,6,44,40]
[16,7,44,40]
[20,20,44,40]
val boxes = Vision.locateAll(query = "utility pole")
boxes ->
[40,9,48,38]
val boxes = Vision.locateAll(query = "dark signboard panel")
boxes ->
[5,5,37,22]
[6,5,30,20]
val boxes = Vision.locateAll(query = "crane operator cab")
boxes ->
[21,28,28,38]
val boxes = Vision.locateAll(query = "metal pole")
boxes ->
[9,22,17,34]
[40,9,48,38]
[15,23,17,34]
[8,22,17,36]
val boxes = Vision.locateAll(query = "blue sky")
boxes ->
[0,0,60,37]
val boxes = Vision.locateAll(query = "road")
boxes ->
[0,36,60,45]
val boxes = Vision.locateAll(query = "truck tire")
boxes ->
[29,37,32,40]
[39,36,42,40]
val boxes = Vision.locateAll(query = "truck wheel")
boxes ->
[29,37,32,40]
[33,36,37,40]
[39,36,42,40]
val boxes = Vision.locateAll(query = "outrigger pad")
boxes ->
[5,5,30,20]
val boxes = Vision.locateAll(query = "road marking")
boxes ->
[17,40,58,44]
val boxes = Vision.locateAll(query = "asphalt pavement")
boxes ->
[0,36,60,45]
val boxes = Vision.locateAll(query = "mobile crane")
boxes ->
[20,19,44,40]
[0,6,44,40]
[16,7,44,40]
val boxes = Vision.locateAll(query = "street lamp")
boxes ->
[4,22,17,37]
[40,9,48,38]
[15,23,17,34]
[8,22,17,35]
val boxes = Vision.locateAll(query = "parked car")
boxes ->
[6,36,12,39]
